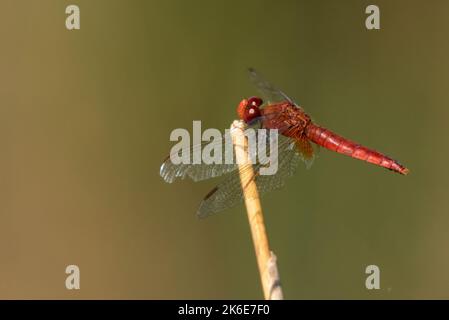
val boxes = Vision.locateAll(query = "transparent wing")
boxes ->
[197,134,301,218]
[160,119,273,184]
[248,68,298,106]
[160,132,238,183]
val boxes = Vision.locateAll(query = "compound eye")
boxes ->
[244,105,261,123]
[247,96,263,108]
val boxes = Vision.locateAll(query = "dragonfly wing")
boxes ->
[160,133,238,183]
[196,165,247,218]
[248,68,298,106]
[197,135,301,218]
[252,134,302,193]
[295,136,317,169]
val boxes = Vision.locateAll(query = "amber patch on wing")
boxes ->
[295,137,314,160]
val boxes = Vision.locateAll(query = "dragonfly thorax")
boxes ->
[260,102,311,138]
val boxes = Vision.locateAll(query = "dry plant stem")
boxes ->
[231,120,284,300]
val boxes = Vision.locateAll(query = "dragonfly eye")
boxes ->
[247,96,263,107]
[244,105,261,123]
[237,97,262,123]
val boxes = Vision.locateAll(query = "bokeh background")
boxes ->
[1,0,448,299]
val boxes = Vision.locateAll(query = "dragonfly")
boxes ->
[160,68,409,218]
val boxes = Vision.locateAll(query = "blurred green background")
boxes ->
[1,0,448,299]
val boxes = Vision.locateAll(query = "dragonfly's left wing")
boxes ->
[160,118,276,183]
[160,133,238,183]
[197,134,301,218]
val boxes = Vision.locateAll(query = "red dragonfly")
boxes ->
[160,69,409,218]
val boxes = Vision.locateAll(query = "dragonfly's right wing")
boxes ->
[197,134,301,218]
[248,68,299,107]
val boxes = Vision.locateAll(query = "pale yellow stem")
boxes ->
[231,120,283,300]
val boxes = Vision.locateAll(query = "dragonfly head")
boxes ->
[237,96,263,123]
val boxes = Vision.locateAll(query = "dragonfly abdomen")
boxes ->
[306,124,409,175]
